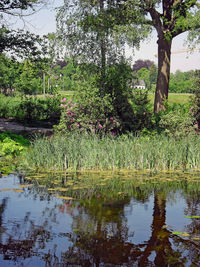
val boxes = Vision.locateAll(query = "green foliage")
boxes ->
[135,65,157,91]
[169,70,195,93]
[55,69,119,135]
[24,133,200,171]
[189,70,200,130]
[0,54,20,91]
[0,27,47,59]
[55,62,152,134]
[0,94,19,118]
[56,0,149,66]
[14,60,43,94]
[103,63,152,132]
[15,96,61,123]
[0,1,48,57]
[54,61,78,91]
[136,68,150,90]
[0,132,29,157]
[157,104,195,138]
[131,89,153,131]
[103,63,135,132]
[0,94,62,122]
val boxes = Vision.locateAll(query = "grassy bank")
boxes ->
[23,133,200,172]
[148,93,192,106]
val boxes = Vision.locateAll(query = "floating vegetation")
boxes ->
[20,170,200,205]
[184,216,200,219]
[19,184,33,188]
[56,196,74,200]
[172,231,200,242]
[1,172,200,267]
[172,232,190,236]
[0,188,24,192]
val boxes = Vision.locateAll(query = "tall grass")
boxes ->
[24,133,200,172]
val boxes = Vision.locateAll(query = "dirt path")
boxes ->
[0,118,53,135]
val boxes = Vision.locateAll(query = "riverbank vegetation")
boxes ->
[24,133,200,172]
[0,67,200,174]
[0,0,200,175]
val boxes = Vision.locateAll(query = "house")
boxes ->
[133,80,146,89]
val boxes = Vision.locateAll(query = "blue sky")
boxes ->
[14,1,199,73]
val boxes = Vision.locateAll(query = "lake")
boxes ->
[0,171,200,266]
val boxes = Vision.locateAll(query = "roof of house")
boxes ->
[137,80,146,86]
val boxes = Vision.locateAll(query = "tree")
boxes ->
[132,59,155,72]
[0,53,20,91]
[0,0,46,17]
[0,1,48,58]
[169,70,195,93]
[57,0,200,113]
[14,59,43,94]
[137,67,150,89]
[55,0,151,133]
[56,0,148,71]
[124,0,200,112]
[0,27,46,58]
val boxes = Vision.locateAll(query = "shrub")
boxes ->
[55,62,152,135]
[15,96,61,123]
[55,74,120,135]
[189,70,200,132]
[0,94,19,118]
[158,104,195,137]
[0,132,29,157]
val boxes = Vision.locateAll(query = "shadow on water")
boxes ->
[0,171,200,266]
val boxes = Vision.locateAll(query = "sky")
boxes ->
[12,0,200,73]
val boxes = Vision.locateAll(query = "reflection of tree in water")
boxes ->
[184,192,200,235]
[0,208,56,265]
[0,198,8,244]
[0,175,200,266]
[61,190,200,267]
[0,180,61,266]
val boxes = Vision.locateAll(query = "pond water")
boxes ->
[0,172,200,266]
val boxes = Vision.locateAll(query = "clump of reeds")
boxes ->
[24,133,200,172]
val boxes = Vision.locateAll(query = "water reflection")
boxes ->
[0,173,199,266]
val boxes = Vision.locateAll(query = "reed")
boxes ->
[24,133,200,172]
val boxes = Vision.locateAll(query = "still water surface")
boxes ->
[0,172,200,266]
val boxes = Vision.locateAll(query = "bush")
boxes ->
[55,62,152,135]
[15,96,61,123]
[55,73,119,135]
[157,104,195,137]
[189,70,200,132]
[0,94,19,118]
[130,89,153,131]
[101,63,152,132]
[0,132,29,157]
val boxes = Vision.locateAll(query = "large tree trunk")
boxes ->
[154,37,172,113]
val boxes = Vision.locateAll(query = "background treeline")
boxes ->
[0,54,78,95]
[133,59,197,93]
[0,54,198,95]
